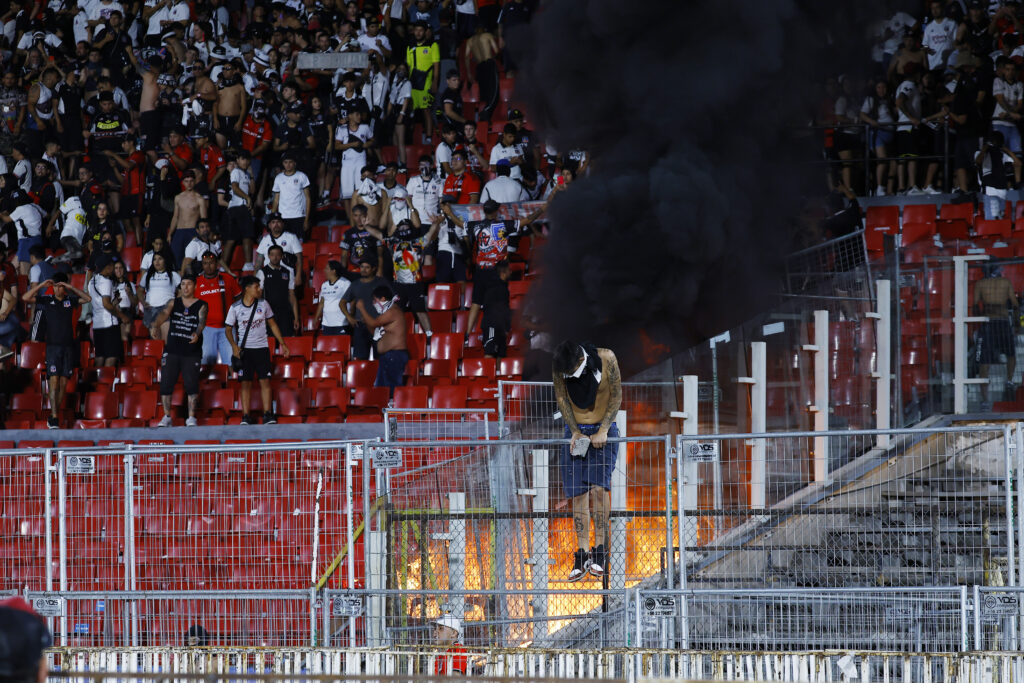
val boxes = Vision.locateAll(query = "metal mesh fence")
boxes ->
[637,587,967,652]
[499,382,682,440]
[1,448,51,593]
[784,230,873,302]
[28,590,312,647]
[679,427,1013,595]
[363,436,671,648]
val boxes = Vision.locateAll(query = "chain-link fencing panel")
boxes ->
[2,448,52,592]
[363,435,672,649]
[679,427,1014,593]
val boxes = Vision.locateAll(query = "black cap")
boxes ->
[98,90,114,102]
[508,108,523,120]
[287,100,304,113]
[280,150,297,161]
[483,199,500,213]
[194,127,212,138]
[267,211,283,221]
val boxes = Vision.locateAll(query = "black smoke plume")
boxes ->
[511,0,883,371]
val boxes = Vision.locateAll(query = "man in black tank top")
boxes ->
[150,274,208,427]
[256,244,297,336]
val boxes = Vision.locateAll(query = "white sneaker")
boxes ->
[875,186,886,197]
[922,185,941,195]
[185,417,198,427]
[906,186,924,195]
[157,415,173,427]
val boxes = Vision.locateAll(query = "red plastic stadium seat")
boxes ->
[498,356,524,378]
[431,385,467,409]
[276,387,312,417]
[427,283,461,311]
[122,391,158,421]
[461,357,496,378]
[429,333,463,360]
[350,387,390,412]
[305,360,342,382]
[121,247,142,273]
[18,342,46,370]
[940,203,975,227]
[118,366,154,388]
[976,219,1012,238]
[345,360,378,387]
[903,204,937,225]
[313,335,351,362]
[273,358,307,383]
[312,388,349,419]
[84,392,119,421]
[393,386,429,409]
[201,388,238,417]
[278,336,313,359]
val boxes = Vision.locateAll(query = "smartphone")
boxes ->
[556,175,566,186]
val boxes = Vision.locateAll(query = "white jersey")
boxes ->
[489,143,524,180]
[407,174,443,220]
[481,176,528,204]
[88,273,119,329]
[58,197,87,243]
[895,79,921,132]
[318,276,351,327]
[993,77,1024,122]
[228,167,251,209]
[436,141,454,176]
[138,269,181,307]
[13,158,31,192]
[12,202,42,238]
[185,238,222,264]
[255,230,303,260]
[271,170,311,219]
[362,71,389,111]
[922,17,956,70]
[388,74,411,108]
[224,298,275,349]
[335,123,372,166]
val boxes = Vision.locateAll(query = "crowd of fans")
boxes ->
[824,0,1024,210]
[0,0,582,428]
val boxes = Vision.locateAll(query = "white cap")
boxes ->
[432,614,463,641]
[391,186,408,200]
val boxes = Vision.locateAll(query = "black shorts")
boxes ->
[393,281,427,312]
[977,319,1015,364]
[225,205,254,242]
[238,347,273,381]
[483,323,507,357]
[139,110,162,152]
[92,326,123,360]
[955,134,979,171]
[834,131,862,153]
[282,216,305,237]
[436,251,467,283]
[897,130,921,157]
[159,352,201,395]
[45,344,75,378]
[120,193,143,219]
[471,267,501,306]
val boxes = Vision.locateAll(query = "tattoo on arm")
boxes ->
[195,303,208,336]
[552,372,580,434]
[600,356,622,431]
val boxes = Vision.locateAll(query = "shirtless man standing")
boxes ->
[138,56,162,159]
[551,340,622,582]
[355,285,408,395]
[215,60,248,150]
[465,26,500,121]
[974,264,1020,403]
[168,170,208,266]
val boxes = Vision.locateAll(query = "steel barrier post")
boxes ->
[867,279,891,447]
[446,492,466,625]
[1018,424,1024,640]
[56,450,67,645]
[961,585,969,652]
[1007,425,1017,590]
[345,444,357,643]
[974,584,982,650]
[803,310,830,483]
[738,342,767,508]
[677,375,700,567]
[953,255,990,413]
[497,380,505,437]
[529,449,549,641]
[123,444,137,646]
[610,410,627,593]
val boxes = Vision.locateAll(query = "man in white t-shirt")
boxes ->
[271,151,312,237]
[4,199,44,275]
[315,260,353,335]
[488,123,525,180]
[357,16,391,60]
[254,212,304,284]
[335,108,374,218]
[225,274,289,425]
[181,218,224,277]
[407,154,444,221]
[224,150,255,272]
[994,58,1024,153]
[436,124,458,176]
[88,255,130,366]
[481,159,528,203]
[922,0,956,71]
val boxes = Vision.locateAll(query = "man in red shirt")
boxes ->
[241,104,273,201]
[194,250,240,365]
[105,133,147,246]
[161,126,194,180]
[194,128,226,187]
[442,150,481,204]
[431,615,468,675]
